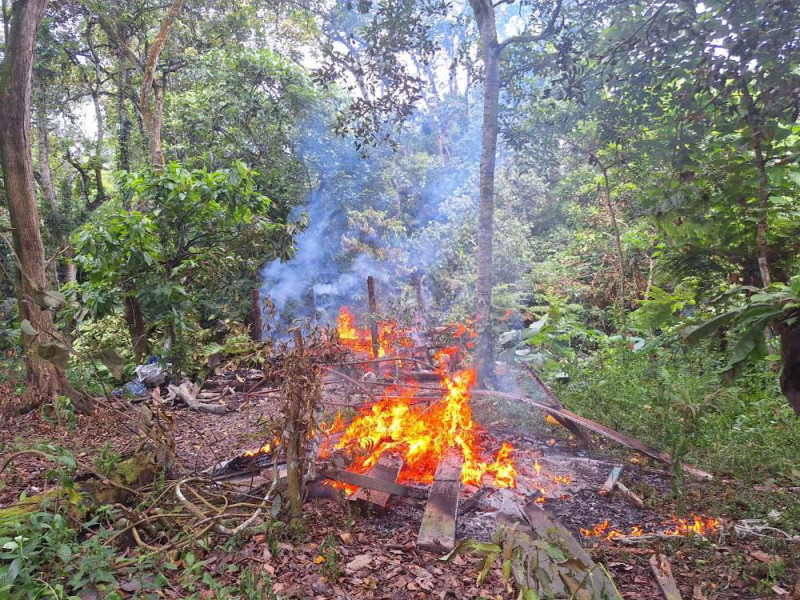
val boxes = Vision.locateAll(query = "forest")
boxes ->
[1,0,799,598]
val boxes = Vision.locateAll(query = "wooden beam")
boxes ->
[472,389,714,480]
[616,482,645,508]
[417,449,463,553]
[350,456,401,509]
[649,553,683,600]
[522,503,621,599]
[520,363,594,448]
[319,467,427,499]
[599,465,624,495]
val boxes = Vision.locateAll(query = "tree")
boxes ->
[0,0,83,408]
[467,0,562,382]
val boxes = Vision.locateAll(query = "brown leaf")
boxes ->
[750,550,779,564]
[346,554,373,572]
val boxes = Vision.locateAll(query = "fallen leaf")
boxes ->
[346,554,372,572]
[750,550,779,564]
[339,531,353,545]
[314,555,325,564]
[692,583,707,599]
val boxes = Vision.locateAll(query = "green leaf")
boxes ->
[56,544,72,562]
[37,342,70,369]
[683,310,740,344]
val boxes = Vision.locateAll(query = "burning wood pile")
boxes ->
[201,280,732,597]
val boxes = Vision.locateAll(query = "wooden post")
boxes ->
[367,276,380,359]
[417,448,463,552]
[307,287,317,326]
[251,288,263,341]
[413,273,426,331]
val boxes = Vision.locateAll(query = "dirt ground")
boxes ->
[1,382,799,599]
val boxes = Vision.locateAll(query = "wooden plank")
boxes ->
[520,363,594,448]
[367,275,380,359]
[649,553,683,600]
[522,503,621,600]
[616,482,645,508]
[472,389,714,480]
[416,449,463,553]
[350,456,401,508]
[599,465,624,495]
[319,467,428,499]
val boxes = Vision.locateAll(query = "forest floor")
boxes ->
[1,379,799,599]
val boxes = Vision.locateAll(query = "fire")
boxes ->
[243,440,275,458]
[331,366,517,488]
[580,515,721,541]
[336,307,413,358]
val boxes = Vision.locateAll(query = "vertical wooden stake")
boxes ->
[367,275,380,359]
[413,273,426,332]
[307,287,317,326]
[292,328,304,353]
[251,288,263,341]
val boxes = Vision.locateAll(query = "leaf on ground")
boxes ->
[346,554,372,572]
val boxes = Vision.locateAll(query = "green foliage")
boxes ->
[0,504,119,600]
[318,532,341,582]
[558,344,800,482]
[682,278,800,381]
[68,162,287,373]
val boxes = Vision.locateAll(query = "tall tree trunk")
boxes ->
[470,0,500,384]
[124,294,149,364]
[0,0,82,406]
[597,160,626,326]
[35,89,76,283]
[139,0,184,171]
[117,45,132,187]
[753,136,772,288]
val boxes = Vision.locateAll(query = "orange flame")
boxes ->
[336,307,413,358]
[332,366,516,488]
[580,515,721,541]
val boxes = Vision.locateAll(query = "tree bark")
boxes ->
[124,295,149,364]
[35,88,76,283]
[597,159,626,326]
[779,322,800,416]
[470,0,500,384]
[0,0,83,406]
[753,136,772,288]
[139,0,184,171]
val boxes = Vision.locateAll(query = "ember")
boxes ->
[580,515,721,541]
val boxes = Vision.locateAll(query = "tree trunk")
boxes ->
[779,323,800,416]
[0,0,81,406]
[753,136,771,288]
[470,0,500,384]
[117,45,131,179]
[139,0,184,172]
[598,161,626,327]
[35,89,76,283]
[124,295,149,364]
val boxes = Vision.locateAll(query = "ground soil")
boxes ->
[1,380,798,599]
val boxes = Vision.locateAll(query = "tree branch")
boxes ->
[498,0,562,51]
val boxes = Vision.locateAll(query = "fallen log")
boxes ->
[167,382,228,415]
[417,448,463,553]
[319,467,428,499]
[522,503,622,600]
[649,553,683,600]
[519,363,594,448]
[473,389,714,480]
[0,447,161,534]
